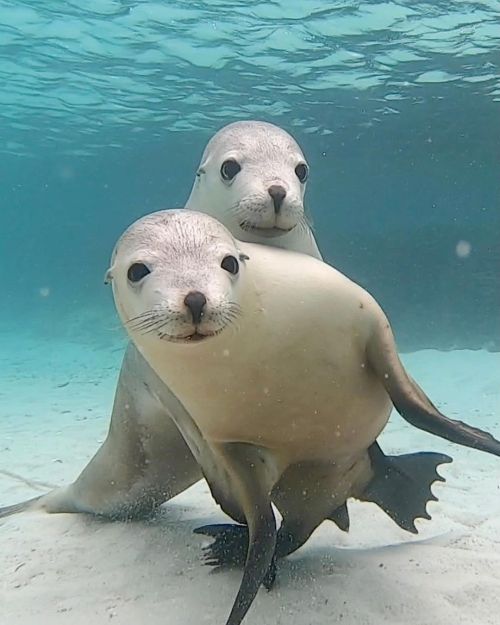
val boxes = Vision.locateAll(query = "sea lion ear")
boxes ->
[195,151,213,177]
[239,253,250,262]
[104,267,113,285]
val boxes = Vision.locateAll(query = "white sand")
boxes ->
[1,331,499,625]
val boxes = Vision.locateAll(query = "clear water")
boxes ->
[1,3,500,623]
[1,1,499,350]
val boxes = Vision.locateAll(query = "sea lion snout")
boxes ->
[184,290,207,325]
[268,184,287,214]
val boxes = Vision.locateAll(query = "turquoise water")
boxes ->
[1,5,500,625]
[1,0,499,350]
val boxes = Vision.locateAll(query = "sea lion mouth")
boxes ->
[127,305,241,344]
[160,329,221,343]
[239,222,296,237]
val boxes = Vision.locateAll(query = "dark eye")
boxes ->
[221,255,239,275]
[220,159,241,181]
[295,163,308,183]
[127,263,150,283]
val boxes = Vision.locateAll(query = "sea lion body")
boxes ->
[137,245,390,465]
[109,209,499,625]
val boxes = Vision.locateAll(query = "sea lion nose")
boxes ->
[184,291,207,325]
[268,184,287,214]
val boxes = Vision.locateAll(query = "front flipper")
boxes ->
[360,441,452,533]
[211,443,277,625]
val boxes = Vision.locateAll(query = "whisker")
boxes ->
[143,321,171,335]
[128,317,162,330]
[226,317,241,337]
[137,318,167,331]
[229,197,269,222]
[126,308,175,335]
[125,299,243,341]
[126,312,157,325]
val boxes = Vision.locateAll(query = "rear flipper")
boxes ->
[359,442,452,533]
[194,523,277,590]
[193,502,351,589]
[195,523,248,569]
[327,501,350,532]
[196,441,451,577]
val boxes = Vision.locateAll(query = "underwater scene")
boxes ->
[1,2,499,624]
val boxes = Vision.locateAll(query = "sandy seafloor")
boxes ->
[1,328,499,625]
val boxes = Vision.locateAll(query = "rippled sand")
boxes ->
[1,335,499,625]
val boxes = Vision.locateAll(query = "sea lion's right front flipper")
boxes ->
[359,441,452,533]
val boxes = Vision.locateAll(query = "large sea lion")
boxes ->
[1,121,498,522]
[107,209,500,625]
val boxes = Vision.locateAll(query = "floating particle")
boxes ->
[456,240,472,258]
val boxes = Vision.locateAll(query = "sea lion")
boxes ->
[185,120,321,257]
[1,121,498,522]
[107,209,500,625]
[0,120,320,519]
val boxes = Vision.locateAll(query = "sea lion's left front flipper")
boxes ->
[209,443,277,625]
[368,313,500,457]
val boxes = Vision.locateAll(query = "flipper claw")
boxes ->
[195,523,249,568]
[194,522,278,590]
